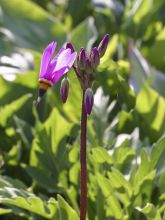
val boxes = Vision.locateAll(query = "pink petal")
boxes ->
[50,47,65,68]
[54,48,71,71]
[51,67,68,84]
[54,47,65,60]
[40,41,57,78]
[63,52,77,74]
[66,52,77,68]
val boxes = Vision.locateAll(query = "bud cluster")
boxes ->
[59,34,109,112]
[77,34,109,76]
[76,34,109,114]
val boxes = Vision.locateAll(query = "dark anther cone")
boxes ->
[34,81,51,107]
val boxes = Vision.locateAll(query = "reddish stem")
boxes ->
[80,90,87,220]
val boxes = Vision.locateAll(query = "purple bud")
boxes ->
[60,77,69,103]
[78,48,86,70]
[98,34,110,57]
[90,47,100,69]
[85,58,93,74]
[66,42,75,53]
[84,88,94,114]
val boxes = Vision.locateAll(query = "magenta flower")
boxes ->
[35,41,77,107]
[39,41,77,86]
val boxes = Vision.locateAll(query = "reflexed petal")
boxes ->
[63,52,77,74]
[50,47,65,68]
[54,47,65,60]
[54,48,71,71]
[40,41,57,78]
[52,67,68,84]
[67,52,77,68]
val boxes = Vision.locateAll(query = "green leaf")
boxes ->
[146,27,165,71]
[150,136,165,171]
[28,108,74,191]
[0,177,79,219]
[132,149,156,195]
[107,168,133,207]
[90,147,113,164]
[0,94,32,127]
[135,84,165,141]
[113,139,135,168]
[25,166,57,192]
[136,203,161,220]
[66,0,92,26]
[128,43,151,93]
[97,173,124,219]
[108,168,132,198]
[128,43,165,96]
[0,0,67,52]
[57,195,79,220]
[5,141,21,166]
[70,17,97,52]
[0,208,12,215]
[0,187,58,218]
[69,162,80,185]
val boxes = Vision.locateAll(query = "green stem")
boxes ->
[80,90,87,220]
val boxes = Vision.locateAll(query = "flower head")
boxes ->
[35,41,77,106]
[39,41,77,86]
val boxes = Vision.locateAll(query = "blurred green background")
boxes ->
[0,0,165,219]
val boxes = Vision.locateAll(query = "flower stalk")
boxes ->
[74,34,109,220]
[80,90,87,220]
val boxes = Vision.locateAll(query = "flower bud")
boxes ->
[85,58,93,74]
[60,77,69,103]
[84,88,94,115]
[98,34,110,57]
[66,42,75,53]
[90,47,100,69]
[78,48,86,70]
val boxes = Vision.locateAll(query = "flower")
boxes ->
[39,41,77,87]
[35,41,77,107]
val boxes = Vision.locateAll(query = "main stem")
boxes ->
[80,90,87,220]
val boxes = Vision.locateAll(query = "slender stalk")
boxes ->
[80,90,87,220]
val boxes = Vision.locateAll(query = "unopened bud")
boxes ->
[66,42,75,53]
[98,34,110,57]
[78,48,86,70]
[85,58,93,74]
[90,47,100,69]
[60,77,69,103]
[84,88,94,114]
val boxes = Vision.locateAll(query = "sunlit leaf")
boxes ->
[136,203,161,220]
[0,94,32,127]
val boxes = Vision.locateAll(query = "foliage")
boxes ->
[0,0,165,219]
